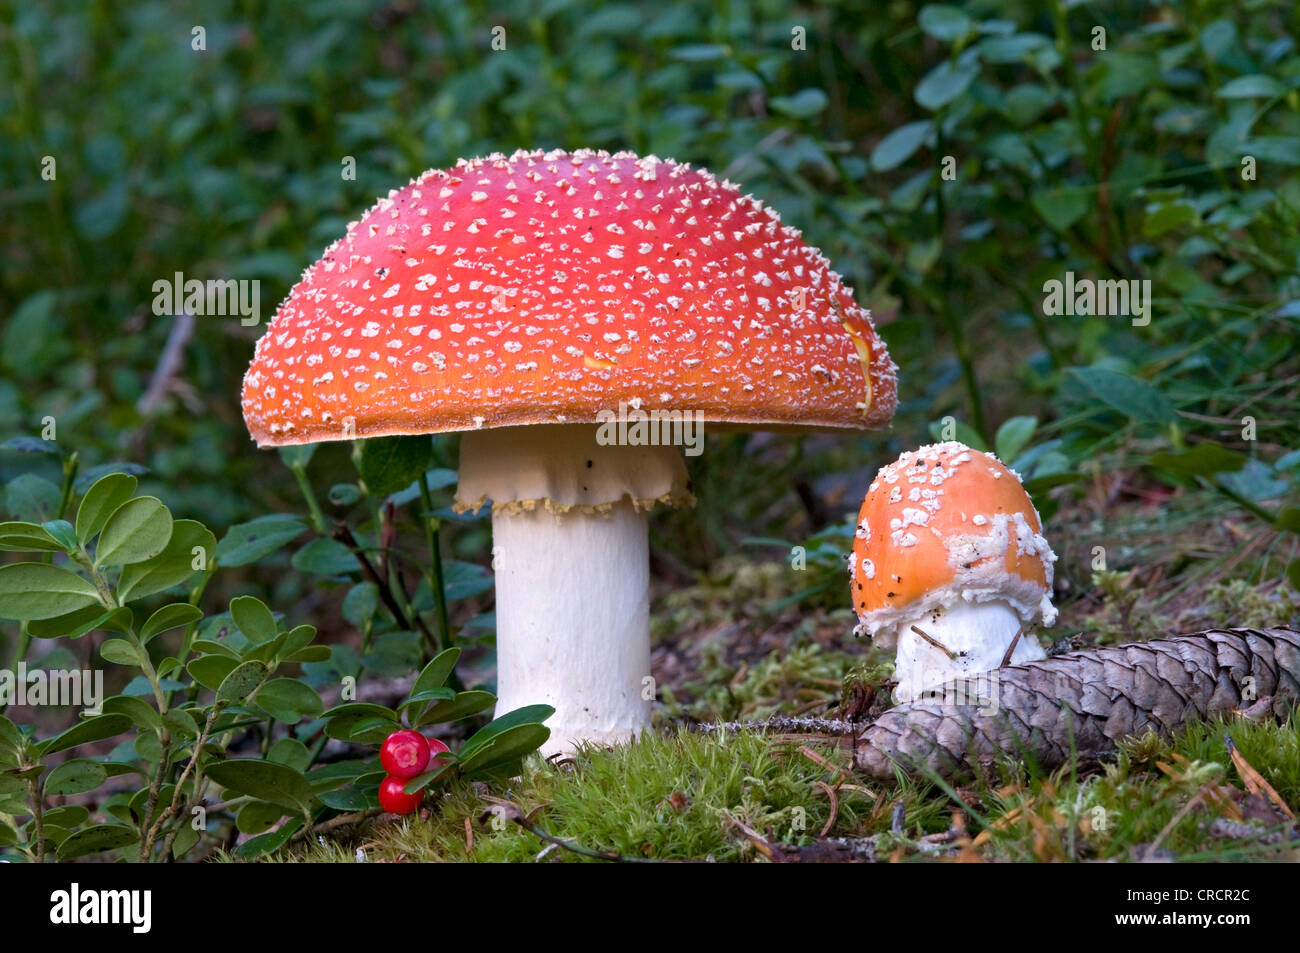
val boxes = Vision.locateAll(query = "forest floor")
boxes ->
[240,477,1300,863]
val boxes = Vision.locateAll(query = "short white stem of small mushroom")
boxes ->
[491,502,652,755]
[893,599,1045,703]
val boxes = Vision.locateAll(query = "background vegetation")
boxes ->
[1,0,1298,861]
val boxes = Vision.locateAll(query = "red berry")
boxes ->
[381,729,430,779]
[426,736,451,769]
[378,775,423,815]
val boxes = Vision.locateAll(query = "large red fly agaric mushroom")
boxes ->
[850,441,1057,702]
[243,149,897,754]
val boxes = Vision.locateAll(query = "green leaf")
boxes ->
[101,694,164,733]
[1218,459,1288,502]
[458,724,550,778]
[40,519,77,550]
[230,595,278,644]
[390,468,459,506]
[1287,559,1300,591]
[140,603,203,643]
[1237,137,1300,166]
[94,497,173,567]
[187,655,239,692]
[280,624,318,657]
[163,707,199,740]
[322,702,399,720]
[994,416,1038,463]
[290,537,357,575]
[27,604,131,640]
[252,678,323,723]
[0,521,62,552]
[100,638,144,667]
[0,714,23,757]
[412,648,461,698]
[356,435,434,499]
[1143,200,1199,238]
[403,757,456,794]
[1276,508,1300,533]
[871,121,933,172]
[1064,368,1176,425]
[1092,51,1159,101]
[75,473,138,544]
[361,630,422,677]
[277,444,318,469]
[4,473,61,522]
[117,519,216,602]
[0,435,58,454]
[0,563,102,621]
[215,514,306,567]
[349,718,397,743]
[319,787,372,811]
[1149,445,1247,476]
[236,799,286,835]
[403,687,457,707]
[234,816,303,860]
[915,60,978,111]
[44,758,108,796]
[342,582,379,625]
[919,4,972,42]
[56,823,137,860]
[43,805,90,828]
[1217,75,1287,99]
[415,690,496,727]
[926,417,987,452]
[190,639,241,660]
[207,759,314,814]
[769,88,829,119]
[1032,187,1089,231]
[441,560,493,602]
[39,714,132,755]
[218,661,270,703]
[460,705,555,762]
[1200,19,1238,62]
[328,483,362,506]
[171,823,200,860]
[669,43,731,62]
[268,738,311,773]
[978,31,1053,64]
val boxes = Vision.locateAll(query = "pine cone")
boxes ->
[854,627,1300,781]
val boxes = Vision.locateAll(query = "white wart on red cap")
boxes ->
[241,148,897,445]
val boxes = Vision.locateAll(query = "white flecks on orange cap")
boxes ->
[241,149,898,446]
[849,441,1057,646]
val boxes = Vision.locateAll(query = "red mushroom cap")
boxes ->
[241,149,897,446]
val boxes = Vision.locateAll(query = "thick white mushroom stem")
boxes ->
[893,599,1046,703]
[456,424,692,755]
[491,502,650,752]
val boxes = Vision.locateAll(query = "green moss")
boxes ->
[237,710,1299,863]
[1201,579,1300,630]
[250,729,881,863]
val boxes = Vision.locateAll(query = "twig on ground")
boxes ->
[696,715,863,735]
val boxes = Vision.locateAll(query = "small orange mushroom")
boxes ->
[850,442,1057,701]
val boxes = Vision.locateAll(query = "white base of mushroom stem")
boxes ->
[491,502,652,756]
[893,600,1045,703]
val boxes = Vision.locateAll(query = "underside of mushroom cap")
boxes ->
[454,424,694,515]
[241,149,897,447]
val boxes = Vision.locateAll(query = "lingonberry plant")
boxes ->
[0,459,551,862]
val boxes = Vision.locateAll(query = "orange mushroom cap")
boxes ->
[850,441,1056,646]
[242,148,897,447]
